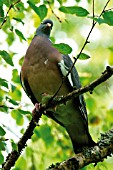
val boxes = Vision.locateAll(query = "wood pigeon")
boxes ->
[20,19,95,153]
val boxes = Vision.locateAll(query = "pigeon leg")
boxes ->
[32,103,41,115]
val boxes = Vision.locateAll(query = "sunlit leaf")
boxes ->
[108,53,113,65]
[77,53,90,60]
[0,50,14,66]
[6,32,15,46]
[11,110,24,126]
[19,57,24,66]
[34,124,54,146]
[15,157,27,169]
[15,29,26,41]
[18,109,31,115]
[0,126,6,136]
[6,96,19,106]
[13,17,24,25]
[25,147,33,158]
[0,77,8,89]
[0,152,4,164]
[11,139,18,151]
[59,6,89,17]
[10,88,22,101]
[102,11,113,26]
[53,43,72,55]
[27,1,47,21]
[12,69,20,84]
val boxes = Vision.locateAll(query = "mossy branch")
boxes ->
[47,128,113,170]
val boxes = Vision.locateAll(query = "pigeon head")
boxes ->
[36,19,53,38]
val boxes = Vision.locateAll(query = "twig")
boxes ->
[50,66,113,107]
[105,7,113,11]
[2,66,113,170]
[0,0,21,29]
[46,0,62,23]
[92,0,95,25]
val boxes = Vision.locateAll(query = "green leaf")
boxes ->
[77,53,90,60]
[6,96,19,106]
[0,126,6,136]
[15,157,27,169]
[13,17,24,25]
[11,110,24,126]
[11,84,16,92]
[0,77,8,89]
[12,69,20,84]
[108,53,113,65]
[75,0,81,2]
[59,6,89,17]
[53,43,72,55]
[108,47,113,52]
[19,56,24,66]
[15,29,26,41]
[38,4,47,21]
[0,141,6,151]
[3,0,11,7]
[0,5,4,23]
[6,32,15,46]
[57,0,62,5]
[0,50,14,66]
[102,11,113,26]
[27,1,47,21]
[10,88,22,101]
[18,109,31,115]
[0,151,4,164]
[11,139,18,151]
[89,16,105,25]
[34,124,54,146]
[0,0,3,6]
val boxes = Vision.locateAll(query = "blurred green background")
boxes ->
[0,0,113,169]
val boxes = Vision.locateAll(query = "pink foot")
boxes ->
[32,103,41,115]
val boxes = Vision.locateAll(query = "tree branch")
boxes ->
[47,128,113,170]
[2,66,113,170]
[49,66,113,107]
[0,0,21,29]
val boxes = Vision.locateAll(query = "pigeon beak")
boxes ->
[47,23,51,27]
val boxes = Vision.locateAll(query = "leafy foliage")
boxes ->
[53,43,72,54]
[27,1,47,21]
[59,6,89,17]
[0,0,113,169]
[102,11,113,26]
[0,50,14,66]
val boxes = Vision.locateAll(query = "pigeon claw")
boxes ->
[32,103,41,115]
